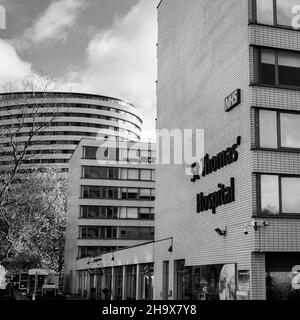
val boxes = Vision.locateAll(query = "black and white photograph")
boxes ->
[1,0,300,315]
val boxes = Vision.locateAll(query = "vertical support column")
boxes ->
[136,264,140,300]
[122,265,126,300]
[111,267,115,300]
[169,260,174,300]
[250,252,266,300]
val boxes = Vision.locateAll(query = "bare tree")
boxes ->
[0,74,64,262]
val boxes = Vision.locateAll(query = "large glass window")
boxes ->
[125,266,137,300]
[258,109,300,149]
[278,52,300,86]
[256,0,300,28]
[259,110,278,148]
[259,49,300,87]
[277,0,300,26]
[257,0,274,25]
[281,177,300,213]
[280,113,300,148]
[259,175,300,215]
[260,175,280,214]
[260,50,276,85]
[82,166,119,180]
[81,206,118,219]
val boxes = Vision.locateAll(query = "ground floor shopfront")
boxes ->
[72,245,300,300]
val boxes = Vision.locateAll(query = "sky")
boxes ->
[0,0,159,138]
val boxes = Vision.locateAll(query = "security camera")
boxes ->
[215,228,226,236]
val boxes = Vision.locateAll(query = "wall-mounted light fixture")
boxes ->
[215,227,227,237]
[111,252,115,261]
[168,237,173,252]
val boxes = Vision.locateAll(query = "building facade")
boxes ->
[64,138,156,297]
[153,0,300,300]
[0,92,142,169]
[66,0,300,301]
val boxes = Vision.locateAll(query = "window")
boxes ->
[78,246,117,259]
[260,50,276,85]
[259,174,300,215]
[257,109,300,149]
[257,0,274,25]
[120,227,154,240]
[128,169,139,180]
[140,188,152,200]
[121,188,139,199]
[281,113,300,148]
[281,177,300,213]
[80,227,99,238]
[258,110,278,148]
[127,207,138,219]
[140,169,151,181]
[80,206,118,219]
[81,186,118,199]
[139,207,154,220]
[260,175,280,214]
[278,52,300,86]
[258,49,300,87]
[83,146,97,159]
[255,0,300,28]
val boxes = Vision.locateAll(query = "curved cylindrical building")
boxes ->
[0,92,142,168]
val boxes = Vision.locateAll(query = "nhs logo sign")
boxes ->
[225,89,241,112]
[0,5,6,30]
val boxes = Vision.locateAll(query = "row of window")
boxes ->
[78,246,123,259]
[0,149,73,157]
[1,140,79,147]
[254,0,299,29]
[0,112,141,131]
[0,93,136,112]
[0,102,141,123]
[257,109,300,149]
[0,122,139,140]
[0,158,69,165]
[258,174,300,215]
[82,146,155,163]
[79,226,154,240]
[80,206,154,220]
[81,186,155,201]
[82,166,155,181]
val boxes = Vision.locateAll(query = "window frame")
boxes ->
[256,107,300,152]
[257,173,300,216]
[257,47,300,88]
[253,0,300,30]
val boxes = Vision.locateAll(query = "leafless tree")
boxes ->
[0,74,65,262]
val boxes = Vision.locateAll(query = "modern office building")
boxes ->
[63,138,156,298]
[0,92,142,169]
[153,0,300,300]
[68,0,300,300]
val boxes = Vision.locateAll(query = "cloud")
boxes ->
[0,39,32,86]
[59,0,158,139]
[23,0,85,44]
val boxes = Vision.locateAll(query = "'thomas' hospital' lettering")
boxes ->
[197,178,235,214]
[191,136,241,182]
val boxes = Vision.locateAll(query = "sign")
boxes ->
[225,89,241,112]
[292,265,300,290]
[237,270,250,300]
[197,178,235,214]
[191,136,241,182]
